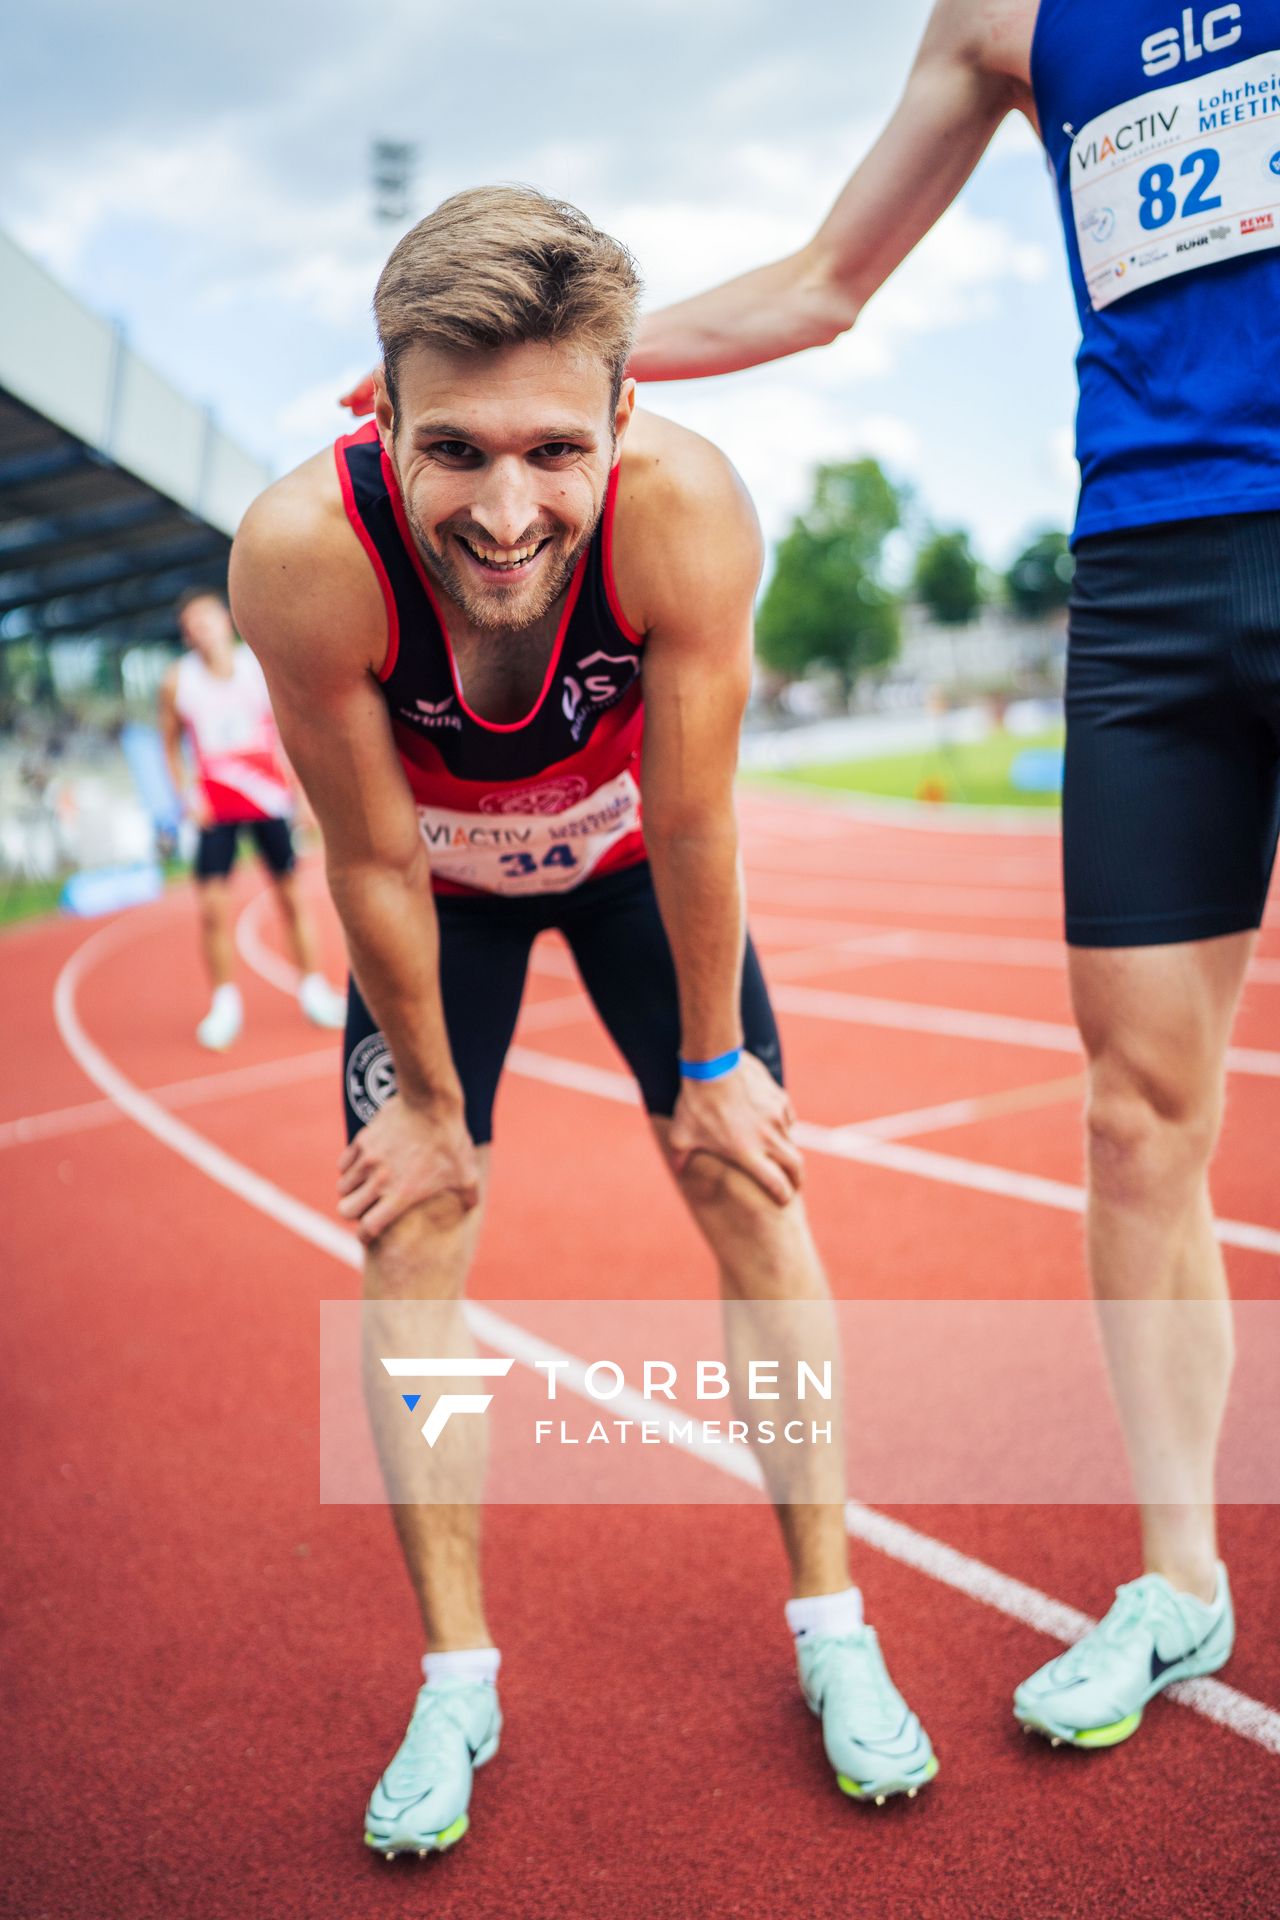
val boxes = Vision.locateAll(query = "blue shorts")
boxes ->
[1064,511,1280,948]
[341,860,783,1145]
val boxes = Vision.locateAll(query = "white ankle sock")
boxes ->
[297,971,323,995]
[211,983,241,1015]
[785,1586,864,1640]
[422,1647,501,1688]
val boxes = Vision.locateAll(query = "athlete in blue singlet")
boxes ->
[632,0,1280,1752]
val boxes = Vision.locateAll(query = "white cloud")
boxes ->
[1,0,1076,565]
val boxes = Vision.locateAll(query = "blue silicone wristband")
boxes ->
[679,1047,743,1082]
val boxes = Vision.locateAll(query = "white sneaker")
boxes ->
[364,1678,502,1859]
[196,986,243,1051]
[797,1626,939,1803]
[298,972,347,1030]
[1014,1563,1234,1748]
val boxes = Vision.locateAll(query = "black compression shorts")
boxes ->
[195,817,296,881]
[1064,510,1280,948]
[341,860,784,1145]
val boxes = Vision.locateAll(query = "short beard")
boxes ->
[403,495,606,633]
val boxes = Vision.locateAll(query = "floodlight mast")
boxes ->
[371,140,419,224]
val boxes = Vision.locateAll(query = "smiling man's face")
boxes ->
[377,338,634,633]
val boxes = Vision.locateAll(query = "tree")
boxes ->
[1005,530,1074,619]
[913,530,982,626]
[756,459,905,693]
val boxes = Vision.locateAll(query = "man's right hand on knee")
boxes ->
[338,1094,480,1244]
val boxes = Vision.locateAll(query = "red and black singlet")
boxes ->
[335,420,647,897]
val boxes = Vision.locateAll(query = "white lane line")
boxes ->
[746,916,1280,988]
[235,885,301,993]
[229,895,1280,1257]
[513,994,594,1035]
[840,1506,1280,1757]
[770,984,1280,1081]
[506,1047,1280,1256]
[0,1049,339,1151]
[799,1121,1280,1257]
[0,1093,124,1149]
[743,876,1065,922]
[744,850,1062,892]
[52,911,1280,1760]
[738,787,1062,837]
[848,1077,1084,1142]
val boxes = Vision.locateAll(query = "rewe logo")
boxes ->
[1141,5,1242,76]
[381,1356,515,1444]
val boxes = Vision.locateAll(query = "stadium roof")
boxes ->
[0,230,272,647]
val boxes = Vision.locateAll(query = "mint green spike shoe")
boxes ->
[1014,1563,1234,1749]
[797,1627,939,1805]
[364,1677,502,1860]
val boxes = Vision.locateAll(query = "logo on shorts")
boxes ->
[478,775,589,815]
[346,1034,397,1123]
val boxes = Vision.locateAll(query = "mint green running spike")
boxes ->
[364,1678,501,1859]
[797,1626,939,1803]
[1013,1563,1234,1750]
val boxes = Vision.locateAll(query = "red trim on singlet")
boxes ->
[377,442,590,736]
[601,461,643,645]
[334,426,401,682]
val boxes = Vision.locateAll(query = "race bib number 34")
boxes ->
[1071,47,1280,309]
[415,769,641,896]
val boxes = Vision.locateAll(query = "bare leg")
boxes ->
[1070,933,1251,1601]
[271,868,321,976]
[651,1120,850,1599]
[196,877,234,989]
[362,1155,494,1650]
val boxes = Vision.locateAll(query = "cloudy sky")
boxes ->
[4,0,1084,567]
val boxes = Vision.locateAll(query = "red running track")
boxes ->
[3,789,1279,1919]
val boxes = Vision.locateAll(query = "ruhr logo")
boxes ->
[381,1356,515,1444]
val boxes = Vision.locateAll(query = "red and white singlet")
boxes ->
[335,420,647,897]
[173,646,293,825]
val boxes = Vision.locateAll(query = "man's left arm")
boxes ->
[637,441,801,1206]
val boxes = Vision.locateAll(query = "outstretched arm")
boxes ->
[229,478,479,1240]
[630,1,1021,381]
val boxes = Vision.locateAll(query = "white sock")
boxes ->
[298,971,324,995]
[785,1586,864,1640]
[422,1647,501,1688]
[211,983,241,1015]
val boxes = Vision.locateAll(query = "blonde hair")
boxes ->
[374,185,642,413]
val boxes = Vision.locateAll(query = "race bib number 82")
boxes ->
[1071,47,1280,309]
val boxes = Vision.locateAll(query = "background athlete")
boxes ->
[231,187,937,1862]
[625,0,1280,1752]
[159,588,347,1049]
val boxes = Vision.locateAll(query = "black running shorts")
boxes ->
[1064,510,1280,948]
[341,860,784,1145]
[195,817,296,881]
